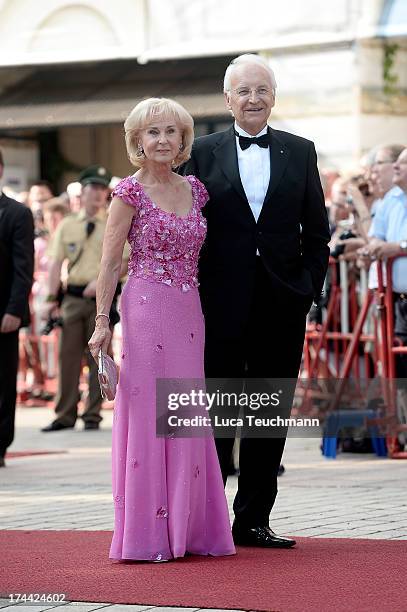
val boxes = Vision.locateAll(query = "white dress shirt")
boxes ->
[234,122,270,223]
[369,186,407,292]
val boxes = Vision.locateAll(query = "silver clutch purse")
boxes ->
[98,350,118,401]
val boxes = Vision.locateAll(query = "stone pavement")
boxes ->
[0,406,406,611]
[0,603,239,612]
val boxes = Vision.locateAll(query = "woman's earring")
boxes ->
[137,144,144,156]
[179,143,184,151]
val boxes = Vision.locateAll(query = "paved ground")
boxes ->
[1,406,406,611]
[0,603,235,612]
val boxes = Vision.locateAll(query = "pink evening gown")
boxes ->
[109,175,235,561]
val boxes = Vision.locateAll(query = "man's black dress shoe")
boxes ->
[41,421,74,432]
[232,525,296,548]
[84,422,100,430]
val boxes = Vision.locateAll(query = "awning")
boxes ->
[0,94,228,129]
[0,57,232,130]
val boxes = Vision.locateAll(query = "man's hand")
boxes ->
[1,313,21,333]
[83,279,97,298]
[370,241,401,259]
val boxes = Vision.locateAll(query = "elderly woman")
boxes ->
[88,98,235,562]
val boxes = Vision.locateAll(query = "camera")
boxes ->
[41,317,63,335]
[330,230,357,260]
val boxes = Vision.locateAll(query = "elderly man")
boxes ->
[367,149,407,265]
[0,149,34,466]
[41,166,125,432]
[367,148,407,446]
[335,144,405,263]
[368,148,407,314]
[371,145,405,204]
[184,54,330,548]
[363,144,405,277]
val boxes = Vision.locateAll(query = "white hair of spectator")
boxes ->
[109,176,122,190]
[223,54,277,95]
[67,181,82,197]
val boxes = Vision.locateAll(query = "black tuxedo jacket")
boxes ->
[183,126,330,335]
[0,193,34,327]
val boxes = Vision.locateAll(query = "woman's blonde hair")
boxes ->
[124,98,194,169]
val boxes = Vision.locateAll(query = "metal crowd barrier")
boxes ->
[18,257,407,458]
[302,255,407,459]
[375,255,407,458]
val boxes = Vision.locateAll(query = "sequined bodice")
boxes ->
[112,175,208,292]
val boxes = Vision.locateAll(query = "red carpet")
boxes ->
[0,530,405,612]
[5,450,67,459]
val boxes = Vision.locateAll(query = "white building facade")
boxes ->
[0,0,406,188]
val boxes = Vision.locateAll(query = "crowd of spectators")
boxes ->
[323,144,406,268]
[1,145,407,433]
[2,172,122,408]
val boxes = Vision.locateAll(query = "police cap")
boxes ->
[79,165,112,187]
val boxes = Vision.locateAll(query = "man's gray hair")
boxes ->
[375,144,406,163]
[223,54,277,95]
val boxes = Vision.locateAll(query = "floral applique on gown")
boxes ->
[109,175,235,561]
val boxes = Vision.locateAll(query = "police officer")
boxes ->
[41,166,126,431]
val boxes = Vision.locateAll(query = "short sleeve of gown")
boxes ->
[190,176,209,209]
[111,176,140,210]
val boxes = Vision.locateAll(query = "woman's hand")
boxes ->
[88,321,112,363]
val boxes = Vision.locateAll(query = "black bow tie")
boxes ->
[235,130,269,151]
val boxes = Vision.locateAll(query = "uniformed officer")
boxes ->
[41,166,127,431]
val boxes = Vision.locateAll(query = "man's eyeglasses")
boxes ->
[234,87,271,97]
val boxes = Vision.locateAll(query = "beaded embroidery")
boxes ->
[112,176,208,292]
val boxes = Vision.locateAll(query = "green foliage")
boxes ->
[382,42,399,96]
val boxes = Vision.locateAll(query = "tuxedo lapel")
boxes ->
[212,127,290,225]
[256,129,290,224]
[267,130,290,201]
[213,127,248,204]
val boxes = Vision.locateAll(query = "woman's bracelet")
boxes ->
[95,313,110,324]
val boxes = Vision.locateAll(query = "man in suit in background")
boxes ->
[0,149,34,467]
[184,54,330,547]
